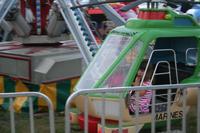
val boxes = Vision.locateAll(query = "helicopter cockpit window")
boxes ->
[76,34,131,90]
[185,48,198,66]
[101,41,143,88]
[174,17,194,26]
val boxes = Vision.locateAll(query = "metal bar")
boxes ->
[154,72,170,76]
[101,93,106,133]
[64,83,200,100]
[0,0,16,23]
[155,61,171,84]
[0,84,192,100]
[0,92,55,133]
[167,89,171,132]
[182,89,187,133]
[29,97,35,133]
[0,20,12,41]
[49,105,55,133]
[65,102,71,133]
[172,50,179,83]
[135,91,139,133]
[198,87,200,133]
[84,95,89,133]
[144,60,171,86]
[167,64,172,133]
[151,90,156,133]
[10,98,15,133]
[156,92,177,97]
[119,95,123,133]
[154,101,176,106]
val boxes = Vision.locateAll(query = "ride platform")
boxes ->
[0,40,83,112]
[0,40,82,84]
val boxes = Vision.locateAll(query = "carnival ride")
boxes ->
[71,0,200,132]
[0,0,200,132]
[0,0,129,112]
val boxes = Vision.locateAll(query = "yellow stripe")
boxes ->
[70,78,79,93]
[13,80,29,112]
[39,83,57,110]
[70,78,79,107]
[0,76,4,104]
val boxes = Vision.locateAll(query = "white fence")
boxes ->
[1,84,200,133]
[65,83,200,133]
[0,92,55,133]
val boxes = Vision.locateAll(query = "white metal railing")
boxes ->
[0,92,55,133]
[65,83,200,133]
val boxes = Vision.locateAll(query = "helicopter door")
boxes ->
[131,48,177,87]
[146,49,179,85]
[152,37,197,83]
[148,37,198,106]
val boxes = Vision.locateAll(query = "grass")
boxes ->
[0,106,198,133]
[0,110,62,133]
[0,108,84,133]
[186,106,197,133]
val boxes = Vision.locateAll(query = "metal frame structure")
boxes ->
[0,0,17,41]
[0,0,16,23]
[1,85,200,133]
[56,0,98,65]
[65,83,200,133]
[92,0,126,26]
[143,49,179,84]
[56,0,126,65]
[141,60,172,87]
[151,61,172,84]
[0,92,55,133]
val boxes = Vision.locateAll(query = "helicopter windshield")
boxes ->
[76,34,132,90]
[101,41,143,88]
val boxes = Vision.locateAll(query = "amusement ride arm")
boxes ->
[0,0,16,23]
[56,0,126,65]
[56,0,99,65]
[92,0,126,26]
